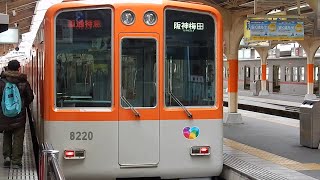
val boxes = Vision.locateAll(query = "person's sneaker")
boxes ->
[3,157,10,168]
[11,164,22,169]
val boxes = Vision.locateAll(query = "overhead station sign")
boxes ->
[245,20,304,41]
[0,13,9,33]
[0,28,19,44]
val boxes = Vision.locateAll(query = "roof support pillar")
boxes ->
[224,15,245,124]
[255,47,269,96]
[298,37,320,100]
[304,0,318,12]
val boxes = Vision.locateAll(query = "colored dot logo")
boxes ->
[183,126,200,140]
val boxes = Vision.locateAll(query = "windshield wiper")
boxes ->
[121,96,140,117]
[168,92,192,118]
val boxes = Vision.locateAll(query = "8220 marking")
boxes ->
[70,131,93,140]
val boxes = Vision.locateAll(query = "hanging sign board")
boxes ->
[247,20,304,41]
[243,20,270,47]
[0,13,9,33]
[0,28,19,44]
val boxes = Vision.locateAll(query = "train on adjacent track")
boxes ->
[22,0,224,179]
[223,56,320,95]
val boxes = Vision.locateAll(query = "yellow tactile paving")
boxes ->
[284,163,320,171]
[224,138,320,170]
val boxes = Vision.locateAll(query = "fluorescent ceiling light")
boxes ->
[288,4,309,11]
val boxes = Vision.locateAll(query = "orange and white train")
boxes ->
[25,0,223,179]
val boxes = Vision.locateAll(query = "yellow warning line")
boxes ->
[224,138,320,170]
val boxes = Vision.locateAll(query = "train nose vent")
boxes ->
[190,146,210,156]
[64,149,86,160]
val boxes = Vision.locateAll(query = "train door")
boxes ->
[118,33,159,167]
[244,66,250,90]
[273,65,280,92]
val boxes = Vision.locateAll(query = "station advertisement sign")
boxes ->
[245,20,304,41]
[243,20,270,47]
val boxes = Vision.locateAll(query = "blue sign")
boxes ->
[248,20,304,40]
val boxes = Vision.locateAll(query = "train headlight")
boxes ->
[121,10,135,26]
[143,11,157,26]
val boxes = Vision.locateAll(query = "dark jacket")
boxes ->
[0,71,34,131]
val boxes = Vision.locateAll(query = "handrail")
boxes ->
[51,157,65,180]
[40,142,65,180]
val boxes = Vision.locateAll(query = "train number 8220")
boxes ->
[70,131,93,140]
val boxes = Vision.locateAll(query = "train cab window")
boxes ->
[121,39,157,108]
[165,9,215,106]
[55,9,112,107]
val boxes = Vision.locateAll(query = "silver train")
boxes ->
[223,56,320,95]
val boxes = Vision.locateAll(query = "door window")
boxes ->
[121,38,157,108]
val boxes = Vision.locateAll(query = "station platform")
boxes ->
[222,90,320,180]
[223,91,303,119]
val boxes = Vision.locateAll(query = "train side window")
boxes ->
[293,67,298,82]
[285,66,291,82]
[254,67,260,80]
[55,9,112,107]
[245,66,250,78]
[165,9,215,106]
[299,67,305,81]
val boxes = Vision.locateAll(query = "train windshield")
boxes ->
[55,9,112,107]
[165,9,215,107]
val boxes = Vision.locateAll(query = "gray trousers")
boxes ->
[3,125,25,165]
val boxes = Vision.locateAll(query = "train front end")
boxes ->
[42,1,223,179]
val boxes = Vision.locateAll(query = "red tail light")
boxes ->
[190,146,210,156]
[200,147,209,154]
[64,149,86,159]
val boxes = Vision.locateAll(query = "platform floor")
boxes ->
[223,91,320,179]
[0,122,38,180]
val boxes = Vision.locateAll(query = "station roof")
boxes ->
[206,0,318,37]
[0,0,37,55]
[0,0,319,56]
[0,0,62,57]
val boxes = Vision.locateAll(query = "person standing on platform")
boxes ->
[0,60,34,169]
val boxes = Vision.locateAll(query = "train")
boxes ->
[223,56,320,96]
[21,0,224,179]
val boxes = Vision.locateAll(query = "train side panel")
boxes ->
[226,56,320,95]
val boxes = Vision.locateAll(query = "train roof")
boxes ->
[62,0,164,4]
